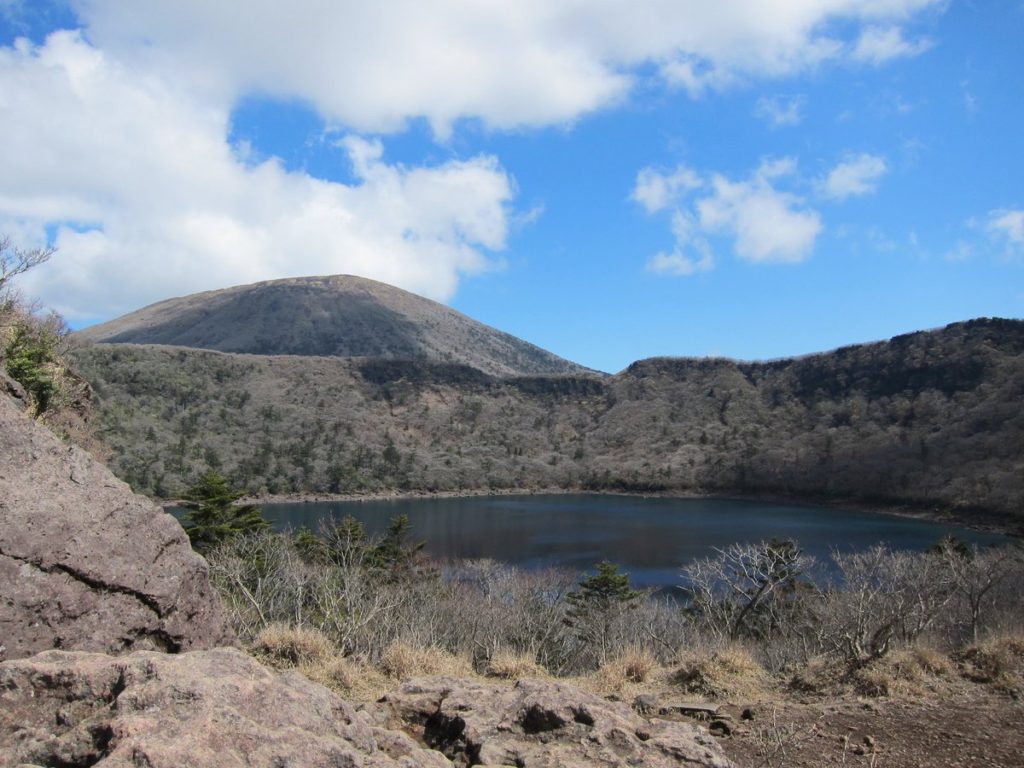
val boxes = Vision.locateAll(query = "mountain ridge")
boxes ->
[74,274,591,378]
[69,316,1024,527]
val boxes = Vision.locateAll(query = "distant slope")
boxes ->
[75,275,590,378]
[70,318,1024,527]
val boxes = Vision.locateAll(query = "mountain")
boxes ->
[69,316,1024,528]
[74,275,589,378]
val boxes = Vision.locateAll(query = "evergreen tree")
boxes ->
[565,560,641,665]
[181,471,268,553]
[369,513,425,576]
[566,560,641,620]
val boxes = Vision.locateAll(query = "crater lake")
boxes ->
[246,495,1008,589]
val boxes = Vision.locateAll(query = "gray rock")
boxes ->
[0,647,452,768]
[378,676,734,768]
[0,392,233,660]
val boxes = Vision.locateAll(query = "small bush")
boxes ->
[673,645,769,699]
[958,634,1024,687]
[485,649,547,680]
[853,645,954,697]
[251,624,334,668]
[379,641,473,680]
[588,647,663,695]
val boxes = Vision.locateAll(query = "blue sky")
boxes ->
[1,1,1022,372]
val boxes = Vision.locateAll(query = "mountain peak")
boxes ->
[75,275,591,378]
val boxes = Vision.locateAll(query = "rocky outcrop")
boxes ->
[0,392,232,660]
[377,676,734,767]
[0,647,451,768]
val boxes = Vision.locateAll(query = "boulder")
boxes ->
[0,392,232,660]
[0,647,452,768]
[378,676,734,767]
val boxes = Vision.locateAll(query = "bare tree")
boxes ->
[681,539,816,642]
[822,545,955,667]
[0,235,54,300]
[937,540,1024,641]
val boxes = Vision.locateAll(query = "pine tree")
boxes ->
[181,471,268,553]
[565,561,641,665]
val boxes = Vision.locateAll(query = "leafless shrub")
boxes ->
[819,545,955,668]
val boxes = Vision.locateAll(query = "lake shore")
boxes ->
[163,486,1021,538]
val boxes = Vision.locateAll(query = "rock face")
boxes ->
[378,676,734,767]
[0,648,452,768]
[0,392,232,660]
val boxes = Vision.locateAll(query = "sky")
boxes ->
[1,1,1022,373]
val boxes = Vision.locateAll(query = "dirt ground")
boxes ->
[699,683,1024,768]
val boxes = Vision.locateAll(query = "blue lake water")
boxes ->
[251,494,1008,590]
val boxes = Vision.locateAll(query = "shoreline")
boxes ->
[163,486,1021,538]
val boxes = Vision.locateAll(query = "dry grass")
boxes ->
[251,623,334,668]
[958,634,1024,690]
[586,648,664,696]
[789,654,845,694]
[300,655,390,702]
[484,648,547,680]
[672,645,771,700]
[378,641,473,680]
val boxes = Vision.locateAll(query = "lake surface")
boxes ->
[255,494,1008,590]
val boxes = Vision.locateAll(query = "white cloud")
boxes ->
[645,211,714,275]
[852,25,932,65]
[1,33,514,322]
[988,209,1024,252]
[698,159,822,264]
[75,0,946,134]
[634,157,823,271]
[755,94,807,127]
[646,249,715,276]
[823,154,888,200]
[631,166,702,214]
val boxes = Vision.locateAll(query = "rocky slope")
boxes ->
[0,649,734,767]
[0,383,233,660]
[71,318,1024,525]
[74,275,588,377]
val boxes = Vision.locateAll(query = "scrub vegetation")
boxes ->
[206,523,1024,691]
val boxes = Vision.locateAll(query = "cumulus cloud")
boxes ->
[852,25,932,65]
[75,0,945,134]
[645,211,714,276]
[631,166,702,214]
[988,209,1024,252]
[755,94,807,127]
[0,1,945,319]
[634,157,823,271]
[698,159,822,264]
[823,154,889,200]
[1,33,513,322]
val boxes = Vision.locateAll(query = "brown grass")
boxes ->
[586,648,664,696]
[251,623,334,668]
[789,655,845,694]
[378,641,473,680]
[484,649,547,680]
[672,645,770,700]
[300,655,390,702]
[958,634,1024,689]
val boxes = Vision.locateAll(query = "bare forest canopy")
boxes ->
[68,316,1024,528]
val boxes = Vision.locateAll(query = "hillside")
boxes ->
[74,274,589,378]
[69,317,1024,527]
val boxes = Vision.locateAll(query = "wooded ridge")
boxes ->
[69,316,1024,527]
